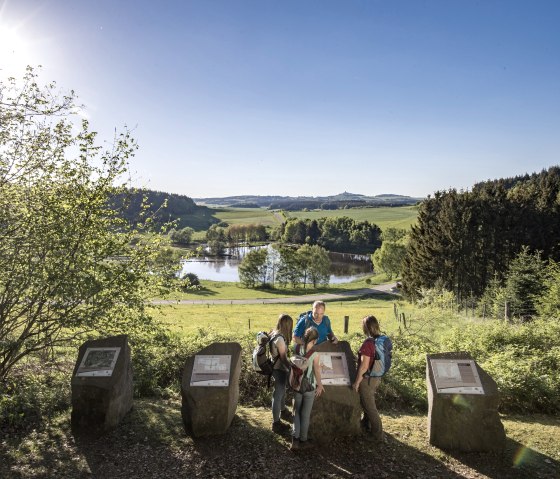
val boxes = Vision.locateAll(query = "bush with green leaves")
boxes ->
[0,362,71,428]
[440,317,560,413]
[0,68,173,381]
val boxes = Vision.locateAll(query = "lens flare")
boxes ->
[512,445,534,468]
[451,394,472,410]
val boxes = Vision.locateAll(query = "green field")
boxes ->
[152,295,403,337]
[285,205,418,230]
[161,273,392,301]
[190,205,417,240]
[211,207,283,226]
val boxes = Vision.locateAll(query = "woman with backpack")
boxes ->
[352,315,384,442]
[291,327,324,450]
[270,313,294,434]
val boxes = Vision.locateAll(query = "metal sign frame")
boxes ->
[76,347,121,377]
[430,358,484,394]
[190,354,232,387]
[319,352,351,386]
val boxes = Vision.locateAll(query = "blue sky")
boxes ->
[1,0,559,198]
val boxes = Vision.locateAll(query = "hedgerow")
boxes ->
[2,317,559,430]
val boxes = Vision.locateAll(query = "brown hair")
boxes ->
[362,315,381,337]
[303,326,319,351]
[274,313,293,345]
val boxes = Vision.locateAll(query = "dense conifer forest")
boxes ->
[402,167,560,303]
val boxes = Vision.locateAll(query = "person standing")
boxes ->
[270,313,293,433]
[293,300,338,351]
[291,327,324,450]
[352,315,384,441]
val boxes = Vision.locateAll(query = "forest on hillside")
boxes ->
[402,166,560,314]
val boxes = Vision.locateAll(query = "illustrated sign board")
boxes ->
[430,359,484,394]
[319,352,351,386]
[190,355,231,386]
[76,347,121,377]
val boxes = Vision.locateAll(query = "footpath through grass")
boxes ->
[1,398,558,478]
[160,273,393,301]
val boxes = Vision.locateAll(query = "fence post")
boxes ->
[248,318,251,330]
[344,316,349,334]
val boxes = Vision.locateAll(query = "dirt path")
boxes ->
[152,283,398,305]
[2,400,558,478]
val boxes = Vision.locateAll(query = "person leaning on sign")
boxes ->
[293,300,338,352]
[291,327,324,451]
[352,315,384,442]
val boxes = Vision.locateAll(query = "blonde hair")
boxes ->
[362,315,381,337]
[274,313,293,344]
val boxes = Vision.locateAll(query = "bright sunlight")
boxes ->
[0,25,32,74]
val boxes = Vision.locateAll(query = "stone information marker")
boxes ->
[190,355,231,386]
[71,335,133,435]
[181,342,242,437]
[427,352,505,452]
[308,341,361,442]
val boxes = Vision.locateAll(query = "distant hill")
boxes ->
[111,188,219,231]
[194,192,423,210]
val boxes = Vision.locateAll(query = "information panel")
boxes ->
[76,347,121,377]
[319,352,351,386]
[190,355,231,387]
[430,359,484,394]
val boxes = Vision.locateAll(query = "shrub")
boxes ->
[0,362,71,428]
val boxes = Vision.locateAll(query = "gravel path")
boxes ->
[152,283,398,305]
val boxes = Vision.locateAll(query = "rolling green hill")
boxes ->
[285,205,418,231]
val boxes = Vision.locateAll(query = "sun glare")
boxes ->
[0,25,32,74]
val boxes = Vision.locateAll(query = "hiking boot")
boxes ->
[290,437,300,451]
[280,409,293,422]
[360,417,372,433]
[298,439,313,450]
[272,420,290,434]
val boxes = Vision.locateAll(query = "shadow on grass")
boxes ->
[182,287,218,297]
[8,400,550,478]
[445,436,560,479]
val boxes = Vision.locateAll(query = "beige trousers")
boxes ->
[358,376,383,440]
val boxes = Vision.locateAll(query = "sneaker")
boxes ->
[280,409,293,422]
[272,420,290,434]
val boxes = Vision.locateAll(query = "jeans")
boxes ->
[272,369,288,422]
[358,376,383,440]
[293,390,315,441]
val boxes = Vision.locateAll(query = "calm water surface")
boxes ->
[180,246,373,284]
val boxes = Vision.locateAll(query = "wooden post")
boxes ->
[248,318,251,330]
[505,301,510,322]
[344,316,349,334]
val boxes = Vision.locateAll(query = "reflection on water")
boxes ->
[180,246,373,284]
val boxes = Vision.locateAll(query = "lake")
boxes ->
[180,245,373,283]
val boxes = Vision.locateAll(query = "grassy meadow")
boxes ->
[190,204,418,239]
[152,295,401,336]
[160,273,392,301]
[285,205,419,230]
